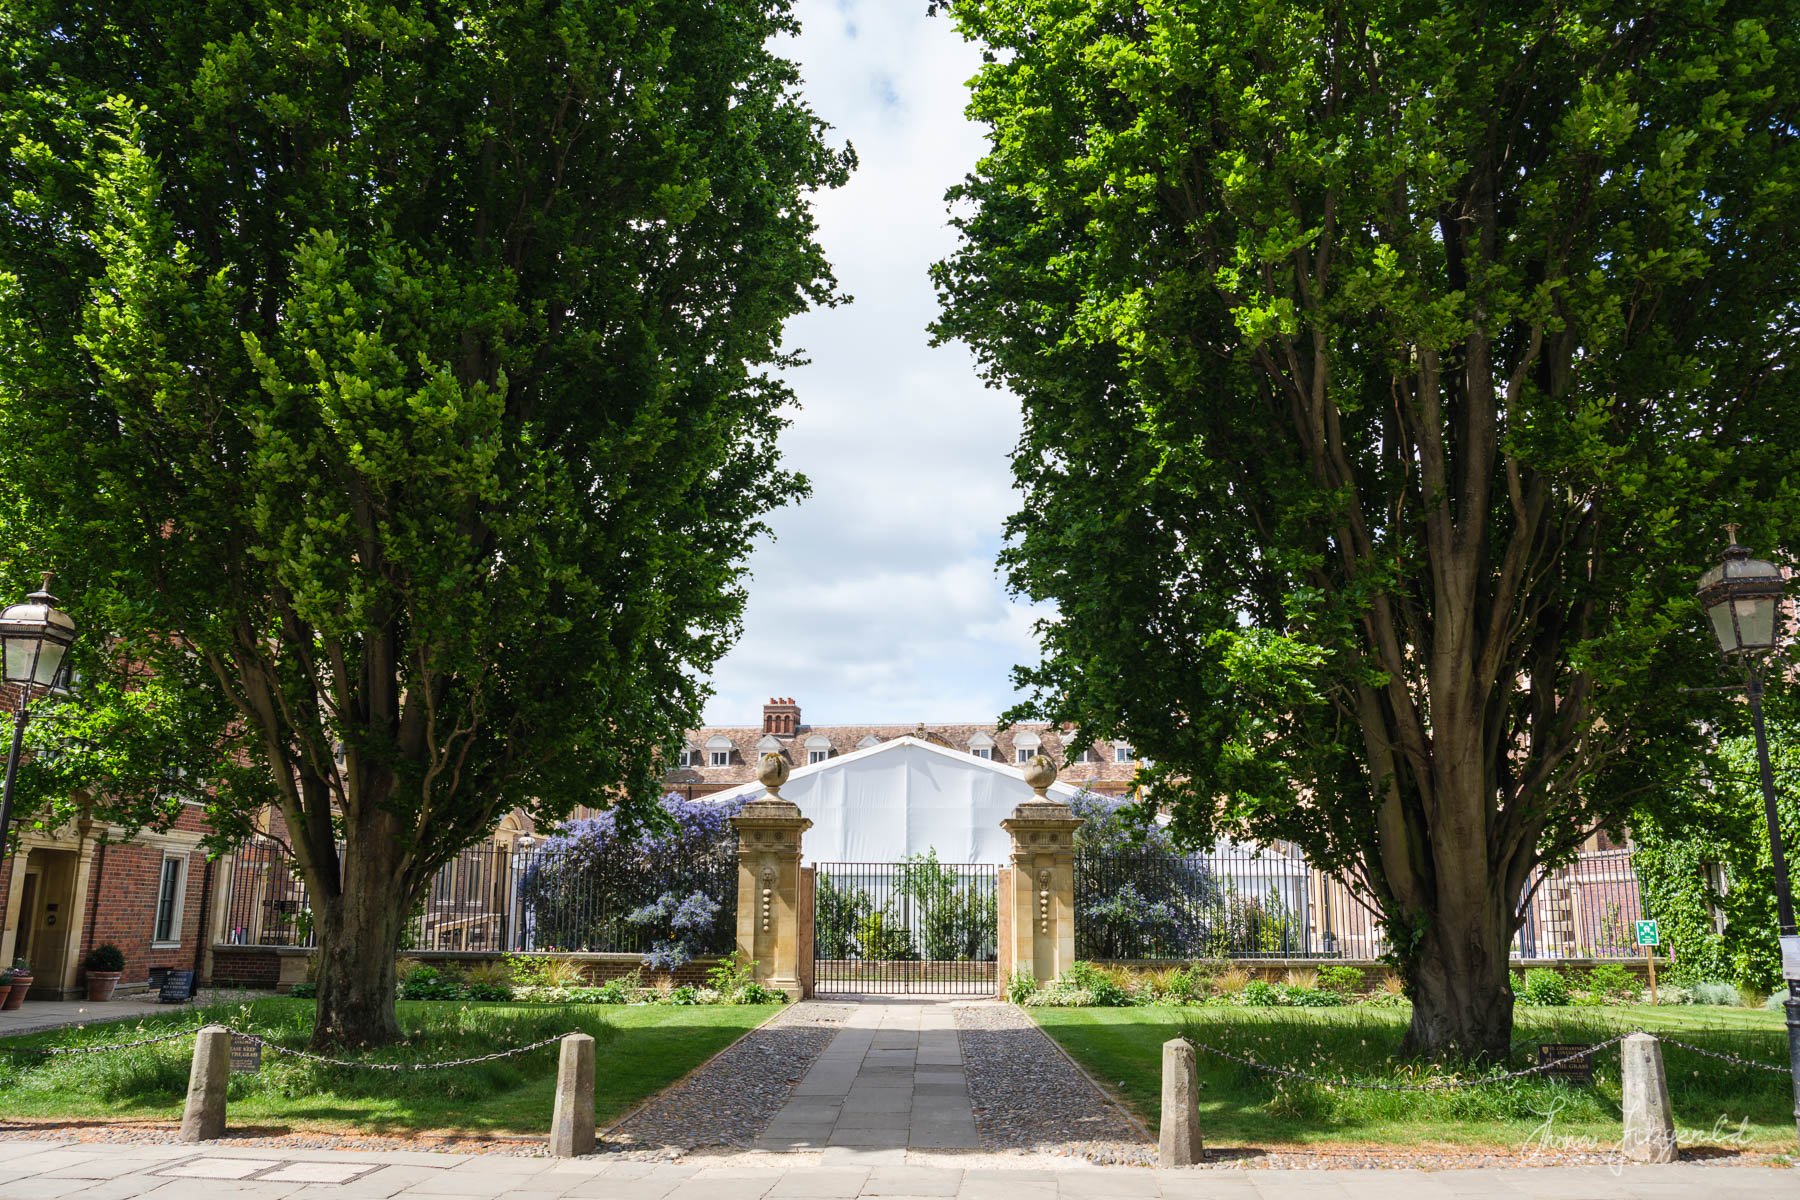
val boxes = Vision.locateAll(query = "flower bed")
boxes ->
[1015,959,1762,1010]
[287,951,785,1006]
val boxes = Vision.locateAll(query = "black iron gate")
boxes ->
[813,861,999,994]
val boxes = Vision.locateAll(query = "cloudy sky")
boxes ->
[700,1,1048,726]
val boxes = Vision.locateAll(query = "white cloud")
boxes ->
[701,2,1045,725]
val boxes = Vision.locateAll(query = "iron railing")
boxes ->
[1074,844,1648,962]
[219,834,738,956]
[814,861,998,994]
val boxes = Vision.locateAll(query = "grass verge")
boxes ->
[0,998,777,1136]
[1031,1004,1797,1152]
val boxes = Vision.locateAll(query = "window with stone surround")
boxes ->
[153,853,187,946]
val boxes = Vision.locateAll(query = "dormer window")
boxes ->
[705,734,733,768]
[805,734,832,765]
[1076,747,1099,765]
[679,746,700,769]
[856,735,881,750]
[1013,730,1041,764]
[757,734,783,757]
[968,731,996,761]
[1114,744,1133,764]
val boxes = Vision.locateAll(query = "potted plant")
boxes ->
[82,944,125,1001]
[1,960,32,1010]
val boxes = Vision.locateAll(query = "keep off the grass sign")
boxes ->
[1636,919,1660,1004]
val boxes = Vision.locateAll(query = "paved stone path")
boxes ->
[756,997,979,1151]
[0,991,263,1038]
[0,1139,1795,1199]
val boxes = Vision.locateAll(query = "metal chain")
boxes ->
[1181,1033,1631,1092]
[0,1029,197,1056]
[228,1029,571,1072]
[1657,1037,1791,1074]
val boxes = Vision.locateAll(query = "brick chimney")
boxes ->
[762,696,801,737]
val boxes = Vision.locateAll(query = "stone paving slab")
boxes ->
[9,1144,1784,1200]
[756,999,983,1154]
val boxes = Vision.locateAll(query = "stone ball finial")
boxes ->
[758,751,791,795]
[1021,752,1057,795]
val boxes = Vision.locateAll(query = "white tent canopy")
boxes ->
[704,736,1078,865]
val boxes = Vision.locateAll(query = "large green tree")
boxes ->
[0,0,848,1047]
[934,0,1800,1057]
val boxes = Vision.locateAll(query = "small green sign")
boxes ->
[1635,919,1660,947]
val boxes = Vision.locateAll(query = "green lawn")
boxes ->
[1033,1004,1798,1153]
[0,998,777,1136]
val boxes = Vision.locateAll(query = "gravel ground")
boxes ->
[955,1003,1155,1166]
[601,1001,850,1157]
[0,1122,548,1156]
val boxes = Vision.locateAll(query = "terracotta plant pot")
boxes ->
[0,983,11,1010]
[1,976,29,1010]
[85,972,122,1002]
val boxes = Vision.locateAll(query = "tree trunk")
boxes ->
[1400,895,1516,1062]
[308,837,410,1051]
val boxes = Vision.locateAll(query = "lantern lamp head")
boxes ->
[0,573,76,690]
[1697,530,1786,659]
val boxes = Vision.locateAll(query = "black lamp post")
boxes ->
[0,573,76,964]
[1696,529,1798,1144]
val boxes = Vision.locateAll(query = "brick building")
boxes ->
[660,697,1142,799]
[0,683,216,1000]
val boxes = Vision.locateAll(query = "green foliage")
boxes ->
[703,951,786,1004]
[396,965,464,1001]
[82,945,125,973]
[813,872,872,960]
[1581,964,1639,1002]
[1005,970,1039,1006]
[705,952,754,997]
[1692,982,1743,1006]
[934,0,1800,1055]
[1241,981,1286,1008]
[463,982,512,1002]
[1284,987,1345,1008]
[854,911,916,962]
[1314,965,1364,996]
[0,0,849,1042]
[1634,714,1800,993]
[899,851,998,961]
[1520,969,1572,1007]
[287,982,317,999]
[1040,961,1132,1007]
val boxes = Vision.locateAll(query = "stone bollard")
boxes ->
[179,1025,232,1142]
[1620,1032,1678,1163]
[549,1033,596,1157]
[1159,1038,1204,1166]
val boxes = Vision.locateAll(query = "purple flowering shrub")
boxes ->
[1071,789,1222,959]
[519,793,742,959]
[628,890,724,970]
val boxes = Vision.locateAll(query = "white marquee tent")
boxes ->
[704,735,1079,865]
